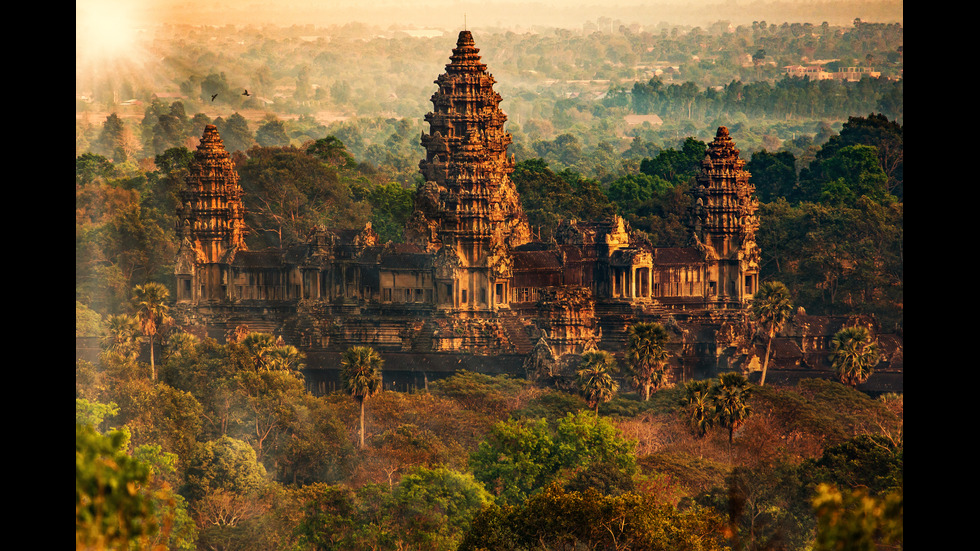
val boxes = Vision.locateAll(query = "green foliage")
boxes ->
[365,180,415,242]
[459,484,733,551]
[830,326,881,388]
[688,463,813,551]
[815,145,893,207]
[576,350,620,412]
[469,417,556,506]
[76,301,103,337]
[340,346,383,402]
[639,137,707,186]
[811,483,902,551]
[182,436,269,502]
[390,466,493,549]
[680,380,715,441]
[76,398,119,431]
[430,370,531,417]
[813,113,903,199]
[712,372,753,446]
[639,452,729,499]
[746,149,798,203]
[750,281,793,386]
[470,411,637,506]
[801,435,903,496]
[76,424,160,549]
[512,388,589,420]
[626,322,671,400]
[214,112,256,153]
[294,471,491,551]
[341,346,384,449]
[512,159,614,240]
[756,197,903,326]
[237,145,370,248]
[294,483,363,550]
[255,118,291,147]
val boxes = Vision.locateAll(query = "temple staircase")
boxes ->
[497,310,534,355]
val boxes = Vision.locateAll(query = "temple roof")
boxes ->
[232,249,286,268]
[652,247,704,265]
[512,249,562,271]
[446,30,487,74]
[379,252,433,270]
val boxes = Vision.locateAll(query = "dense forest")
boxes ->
[77,14,902,551]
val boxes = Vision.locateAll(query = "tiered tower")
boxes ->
[174,124,247,302]
[689,126,760,308]
[407,30,531,311]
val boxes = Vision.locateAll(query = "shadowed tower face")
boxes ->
[689,126,761,307]
[408,30,531,311]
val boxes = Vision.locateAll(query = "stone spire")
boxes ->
[690,126,760,306]
[177,124,247,264]
[409,30,530,256]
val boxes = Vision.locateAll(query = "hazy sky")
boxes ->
[78,0,902,31]
[76,0,901,76]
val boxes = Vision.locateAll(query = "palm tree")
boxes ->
[102,313,142,362]
[163,331,198,363]
[575,350,619,414]
[830,326,881,389]
[340,346,383,449]
[750,281,793,386]
[626,322,670,400]
[268,344,305,371]
[712,372,752,460]
[681,379,714,458]
[130,283,171,381]
[240,332,276,370]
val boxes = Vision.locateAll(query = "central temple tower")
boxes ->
[407,30,531,311]
[689,126,761,308]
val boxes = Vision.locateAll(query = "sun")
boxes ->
[76,0,150,67]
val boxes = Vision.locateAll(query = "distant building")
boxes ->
[783,65,881,81]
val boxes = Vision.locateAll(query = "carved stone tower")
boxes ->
[407,30,531,311]
[689,126,760,308]
[174,124,247,302]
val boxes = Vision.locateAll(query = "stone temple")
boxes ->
[172,31,901,392]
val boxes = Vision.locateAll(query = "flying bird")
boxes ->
[211,93,218,102]
[242,89,251,96]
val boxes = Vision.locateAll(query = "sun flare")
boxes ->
[76,0,149,67]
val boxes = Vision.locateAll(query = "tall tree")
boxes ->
[93,113,135,163]
[214,113,255,154]
[681,379,715,458]
[307,135,356,168]
[238,332,277,371]
[712,371,753,457]
[575,351,619,414]
[340,346,384,449]
[830,326,881,389]
[625,322,670,400]
[267,344,305,371]
[130,283,171,381]
[750,281,793,386]
[102,313,142,363]
[255,118,291,147]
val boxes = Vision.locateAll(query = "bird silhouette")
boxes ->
[242,89,251,96]
[211,93,218,102]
